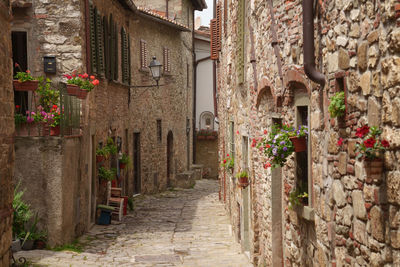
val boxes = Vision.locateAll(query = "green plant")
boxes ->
[328,92,346,118]
[36,77,59,112]
[98,167,116,181]
[119,153,132,169]
[235,171,248,178]
[51,239,83,253]
[355,125,389,160]
[14,63,36,82]
[221,154,234,170]
[257,124,295,168]
[288,188,309,210]
[106,138,118,155]
[13,183,33,238]
[127,197,134,211]
[96,146,110,157]
[15,113,27,127]
[65,72,99,91]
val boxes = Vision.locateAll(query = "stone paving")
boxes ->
[15,179,253,267]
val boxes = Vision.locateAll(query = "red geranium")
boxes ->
[264,163,271,169]
[15,105,20,109]
[356,125,370,138]
[381,140,390,148]
[264,129,268,134]
[364,138,376,148]
[337,138,344,146]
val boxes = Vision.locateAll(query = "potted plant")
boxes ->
[119,153,131,170]
[106,138,118,156]
[355,125,389,182]
[328,91,346,118]
[49,105,61,136]
[257,124,295,168]
[13,63,39,91]
[98,167,116,185]
[289,187,309,210]
[236,171,249,188]
[221,154,234,172]
[288,125,308,152]
[64,72,99,99]
[96,147,109,162]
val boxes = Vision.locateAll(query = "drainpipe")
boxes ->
[192,9,196,165]
[303,0,325,87]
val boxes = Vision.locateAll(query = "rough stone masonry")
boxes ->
[0,0,14,266]
[217,0,400,266]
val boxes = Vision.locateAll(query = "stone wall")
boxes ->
[217,0,400,266]
[14,137,82,246]
[0,1,13,265]
[196,138,218,179]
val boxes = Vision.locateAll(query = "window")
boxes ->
[157,119,162,143]
[140,40,148,70]
[121,27,131,85]
[163,47,171,73]
[89,5,104,75]
[199,111,214,130]
[229,121,235,159]
[12,31,28,115]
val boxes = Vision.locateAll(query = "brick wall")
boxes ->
[218,0,400,265]
[0,0,13,265]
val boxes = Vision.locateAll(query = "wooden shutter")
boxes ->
[103,16,111,79]
[121,27,130,84]
[127,33,131,85]
[114,22,118,81]
[237,0,245,84]
[140,40,147,69]
[216,1,222,50]
[224,0,227,37]
[96,9,104,75]
[89,5,97,73]
[110,14,115,80]
[210,19,218,60]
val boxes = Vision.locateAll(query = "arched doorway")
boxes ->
[167,131,173,187]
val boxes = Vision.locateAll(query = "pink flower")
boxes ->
[82,73,89,79]
[236,130,239,135]
[27,117,34,123]
[92,79,99,86]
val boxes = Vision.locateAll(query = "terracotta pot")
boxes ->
[119,163,126,169]
[50,125,60,136]
[77,89,88,100]
[290,137,307,152]
[238,176,249,188]
[364,159,384,182]
[96,155,105,163]
[111,179,118,187]
[13,80,39,91]
[66,84,80,96]
[100,179,108,187]
[197,135,206,140]
[39,123,50,136]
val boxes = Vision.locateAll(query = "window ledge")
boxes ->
[295,205,315,221]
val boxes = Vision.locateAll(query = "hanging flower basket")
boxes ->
[96,155,105,163]
[238,177,249,188]
[364,159,384,181]
[50,125,60,136]
[290,137,307,152]
[66,84,80,97]
[77,89,88,100]
[13,80,39,91]
[119,162,127,170]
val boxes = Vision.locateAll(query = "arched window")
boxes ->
[199,111,214,130]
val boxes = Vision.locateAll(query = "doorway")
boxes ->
[167,131,174,187]
[89,135,97,224]
[133,133,141,194]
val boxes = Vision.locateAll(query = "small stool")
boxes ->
[97,205,115,225]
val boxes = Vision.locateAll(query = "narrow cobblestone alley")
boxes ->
[15,180,252,267]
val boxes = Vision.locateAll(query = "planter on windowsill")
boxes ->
[197,135,206,140]
[13,80,39,91]
[66,84,80,97]
[290,136,307,152]
[50,125,60,136]
[77,89,88,100]
[364,158,384,183]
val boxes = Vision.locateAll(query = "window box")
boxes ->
[13,80,39,92]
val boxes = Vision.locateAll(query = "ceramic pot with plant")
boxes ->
[13,63,39,91]
[98,167,116,183]
[355,125,389,182]
[64,72,99,99]
[236,171,249,188]
[96,147,109,163]
[221,154,234,173]
[288,125,308,152]
[119,153,131,170]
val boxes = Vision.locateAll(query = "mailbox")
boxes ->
[44,56,56,73]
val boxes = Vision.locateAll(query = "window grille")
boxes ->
[140,40,148,70]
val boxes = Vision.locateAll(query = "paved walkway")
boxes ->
[16,179,253,267]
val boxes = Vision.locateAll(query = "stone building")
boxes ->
[0,1,14,265]
[10,0,206,246]
[216,0,400,266]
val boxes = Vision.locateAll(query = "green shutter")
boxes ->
[96,9,104,75]
[109,15,115,80]
[237,0,245,84]
[128,33,131,85]
[89,5,97,74]
[103,16,110,79]
[114,22,118,81]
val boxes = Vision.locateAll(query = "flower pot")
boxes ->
[119,162,126,169]
[364,159,384,183]
[13,80,39,91]
[96,155,105,163]
[238,176,249,188]
[66,84,80,97]
[22,240,35,250]
[111,179,118,187]
[39,123,50,136]
[290,137,307,152]
[100,179,108,187]
[197,135,206,140]
[12,239,21,252]
[34,240,46,250]
[50,125,60,136]
[77,89,88,100]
